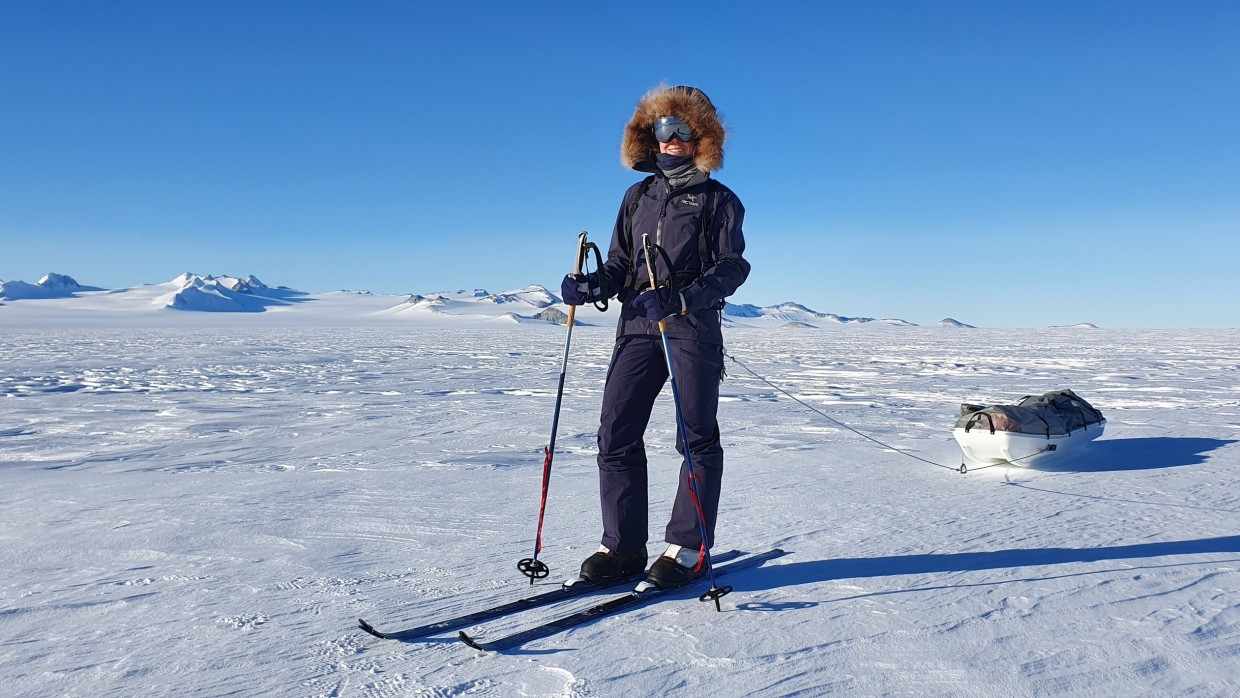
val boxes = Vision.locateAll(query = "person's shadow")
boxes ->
[739,535,1240,597]
[735,437,1239,599]
[1031,436,1236,472]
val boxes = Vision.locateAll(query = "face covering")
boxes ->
[655,153,694,172]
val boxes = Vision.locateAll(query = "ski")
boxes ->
[358,549,742,641]
[458,548,787,652]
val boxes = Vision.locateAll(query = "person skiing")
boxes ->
[560,84,750,589]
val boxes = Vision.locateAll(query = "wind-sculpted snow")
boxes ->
[1,327,1238,696]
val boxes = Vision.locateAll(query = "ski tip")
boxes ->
[458,630,487,651]
[358,619,387,639]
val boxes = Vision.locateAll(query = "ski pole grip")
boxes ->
[573,231,588,276]
[641,234,659,292]
[641,233,668,331]
[564,232,590,327]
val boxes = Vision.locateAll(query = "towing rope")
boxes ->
[724,353,1052,474]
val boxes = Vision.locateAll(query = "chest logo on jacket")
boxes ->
[678,193,702,207]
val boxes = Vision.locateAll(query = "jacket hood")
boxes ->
[621,84,726,173]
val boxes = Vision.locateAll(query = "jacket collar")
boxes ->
[656,168,711,193]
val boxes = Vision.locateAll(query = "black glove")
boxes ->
[631,287,681,321]
[561,272,601,306]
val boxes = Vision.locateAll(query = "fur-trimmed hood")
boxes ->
[621,84,726,173]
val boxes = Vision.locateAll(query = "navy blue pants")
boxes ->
[597,335,726,554]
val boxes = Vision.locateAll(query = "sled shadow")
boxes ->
[1031,436,1236,472]
[742,535,1240,593]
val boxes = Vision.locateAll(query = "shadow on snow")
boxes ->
[1031,436,1237,473]
[740,535,1240,595]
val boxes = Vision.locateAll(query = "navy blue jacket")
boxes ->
[599,170,750,345]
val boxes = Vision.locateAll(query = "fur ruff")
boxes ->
[621,84,726,173]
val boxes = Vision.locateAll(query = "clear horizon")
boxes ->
[6,271,1231,330]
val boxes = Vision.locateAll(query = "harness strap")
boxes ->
[621,176,656,293]
[698,179,718,276]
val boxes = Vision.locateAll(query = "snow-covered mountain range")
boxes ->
[0,272,102,300]
[0,271,963,328]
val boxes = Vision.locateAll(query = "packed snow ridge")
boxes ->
[0,271,1012,328]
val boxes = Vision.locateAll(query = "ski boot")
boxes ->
[644,544,704,590]
[579,545,647,583]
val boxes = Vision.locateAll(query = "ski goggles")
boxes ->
[653,116,694,143]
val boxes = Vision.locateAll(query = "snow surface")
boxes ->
[2,303,1239,696]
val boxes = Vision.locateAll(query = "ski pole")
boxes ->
[640,233,731,611]
[518,231,605,583]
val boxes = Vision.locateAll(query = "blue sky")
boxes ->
[2,1,1237,328]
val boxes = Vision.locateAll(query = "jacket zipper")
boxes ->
[655,181,671,249]
[647,180,673,335]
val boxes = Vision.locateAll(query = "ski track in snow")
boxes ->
[1,326,1239,697]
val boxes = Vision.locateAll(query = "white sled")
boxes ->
[952,389,1106,467]
[953,418,1105,466]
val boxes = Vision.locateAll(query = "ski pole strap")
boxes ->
[640,238,682,313]
[578,238,608,312]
